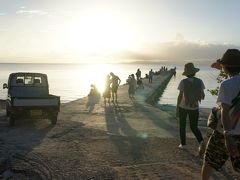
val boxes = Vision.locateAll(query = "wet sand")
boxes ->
[0,71,239,179]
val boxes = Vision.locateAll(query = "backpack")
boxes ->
[183,77,203,108]
[207,90,240,130]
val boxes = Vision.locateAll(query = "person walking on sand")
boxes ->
[103,74,111,105]
[127,74,137,99]
[149,69,153,83]
[136,68,141,81]
[110,72,121,103]
[202,49,240,179]
[176,62,205,150]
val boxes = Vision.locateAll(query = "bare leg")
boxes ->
[104,98,106,106]
[115,92,118,102]
[201,161,214,180]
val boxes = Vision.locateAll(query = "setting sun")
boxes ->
[65,12,136,55]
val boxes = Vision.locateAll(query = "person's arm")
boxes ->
[118,77,121,85]
[201,90,205,100]
[200,80,205,100]
[176,91,183,118]
[221,103,240,157]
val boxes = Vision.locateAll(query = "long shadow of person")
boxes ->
[104,104,148,162]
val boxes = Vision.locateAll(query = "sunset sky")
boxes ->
[0,0,240,63]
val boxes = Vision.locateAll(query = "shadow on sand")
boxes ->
[0,114,54,179]
[104,103,148,161]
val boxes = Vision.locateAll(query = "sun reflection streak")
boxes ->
[76,64,115,94]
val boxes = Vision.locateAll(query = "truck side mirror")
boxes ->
[3,83,8,89]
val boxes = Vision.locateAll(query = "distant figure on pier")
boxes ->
[136,68,141,81]
[127,74,137,99]
[110,72,121,103]
[176,62,205,150]
[103,74,111,105]
[173,67,176,77]
[149,69,153,83]
[137,78,144,90]
[86,84,101,113]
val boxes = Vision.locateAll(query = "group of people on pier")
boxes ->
[87,72,121,111]
[87,66,173,108]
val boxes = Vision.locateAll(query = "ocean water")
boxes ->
[0,63,219,107]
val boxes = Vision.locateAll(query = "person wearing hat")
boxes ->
[202,49,240,179]
[176,62,205,150]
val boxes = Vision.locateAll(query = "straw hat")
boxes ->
[211,49,240,70]
[182,62,199,76]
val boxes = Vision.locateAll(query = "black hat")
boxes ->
[212,49,240,69]
[182,62,199,76]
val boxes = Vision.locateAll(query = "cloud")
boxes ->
[155,41,239,60]
[0,13,5,16]
[114,41,240,65]
[16,9,48,16]
[115,50,154,60]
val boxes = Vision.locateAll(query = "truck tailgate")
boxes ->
[13,97,59,107]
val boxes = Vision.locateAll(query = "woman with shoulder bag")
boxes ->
[176,62,205,150]
[202,49,240,179]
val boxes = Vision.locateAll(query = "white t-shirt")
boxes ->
[178,77,205,110]
[217,74,240,135]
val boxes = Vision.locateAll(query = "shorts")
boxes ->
[204,130,240,171]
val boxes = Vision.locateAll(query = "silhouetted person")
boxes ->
[137,78,144,90]
[136,68,141,81]
[127,74,137,99]
[103,74,111,105]
[149,69,153,83]
[86,84,100,113]
[173,67,176,77]
[110,72,121,103]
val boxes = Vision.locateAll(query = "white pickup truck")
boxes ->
[3,72,60,126]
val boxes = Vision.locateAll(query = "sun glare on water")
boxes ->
[76,64,115,94]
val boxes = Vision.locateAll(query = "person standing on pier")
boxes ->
[176,62,205,150]
[103,74,111,105]
[136,68,141,81]
[149,69,153,83]
[127,74,137,99]
[110,72,121,103]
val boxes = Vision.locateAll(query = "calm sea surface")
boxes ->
[0,63,219,107]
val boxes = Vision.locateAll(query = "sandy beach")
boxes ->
[0,71,239,179]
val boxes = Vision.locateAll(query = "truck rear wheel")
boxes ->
[6,104,10,117]
[6,108,10,117]
[9,115,15,126]
[50,115,58,125]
